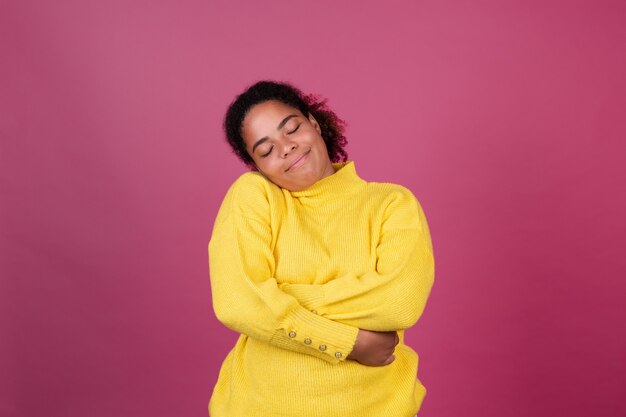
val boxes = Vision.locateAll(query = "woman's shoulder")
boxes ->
[226,171,280,197]
[364,181,429,230]
[365,180,420,206]
[230,170,268,188]
[217,171,280,218]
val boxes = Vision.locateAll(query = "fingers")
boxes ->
[382,354,396,366]
[349,329,400,367]
[357,355,396,366]
[361,354,395,367]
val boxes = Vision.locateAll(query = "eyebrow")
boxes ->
[251,114,298,154]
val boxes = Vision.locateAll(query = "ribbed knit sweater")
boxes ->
[208,161,434,417]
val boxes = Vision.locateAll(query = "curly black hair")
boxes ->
[223,80,348,168]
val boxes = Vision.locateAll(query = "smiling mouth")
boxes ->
[286,150,311,172]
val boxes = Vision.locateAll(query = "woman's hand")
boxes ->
[347,329,399,366]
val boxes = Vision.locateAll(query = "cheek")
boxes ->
[305,130,325,146]
[313,134,329,151]
[260,158,285,175]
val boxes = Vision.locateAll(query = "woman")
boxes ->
[208,81,435,417]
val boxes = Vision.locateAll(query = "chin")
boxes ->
[284,179,314,192]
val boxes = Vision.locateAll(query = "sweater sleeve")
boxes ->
[208,175,359,363]
[279,187,435,332]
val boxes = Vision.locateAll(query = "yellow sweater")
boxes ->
[208,161,434,417]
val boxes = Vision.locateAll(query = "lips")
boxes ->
[286,150,310,172]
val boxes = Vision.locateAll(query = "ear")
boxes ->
[308,112,322,134]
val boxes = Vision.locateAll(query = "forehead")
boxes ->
[242,100,302,137]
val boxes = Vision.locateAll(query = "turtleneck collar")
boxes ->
[288,161,366,198]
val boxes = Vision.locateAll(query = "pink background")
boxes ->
[1,1,625,416]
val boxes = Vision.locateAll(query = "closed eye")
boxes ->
[287,124,301,134]
[261,146,273,157]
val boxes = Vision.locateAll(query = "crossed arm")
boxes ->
[279,191,435,332]
[208,177,434,364]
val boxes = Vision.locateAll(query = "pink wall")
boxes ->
[1,1,625,416]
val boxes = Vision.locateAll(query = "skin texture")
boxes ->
[241,99,398,366]
[241,100,336,192]
[224,80,348,169]
[347,330,399,366]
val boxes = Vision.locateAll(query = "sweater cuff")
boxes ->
[285,308,359,363]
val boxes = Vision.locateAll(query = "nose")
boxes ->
[280,140,297,158]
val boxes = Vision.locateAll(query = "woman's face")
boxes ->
[241,100,335,191]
